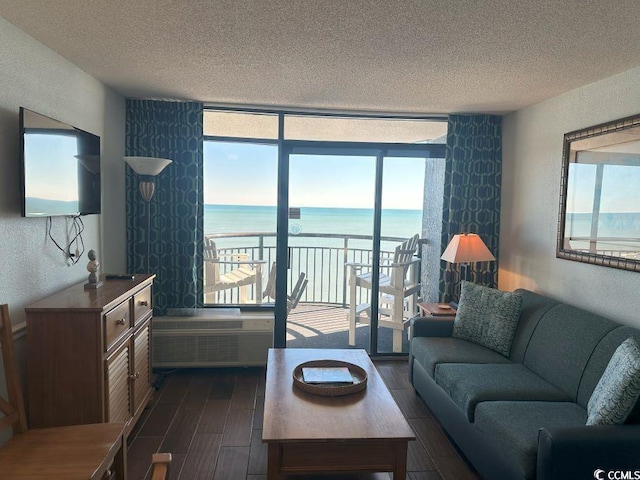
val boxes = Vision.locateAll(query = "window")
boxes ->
[203,108,446,355]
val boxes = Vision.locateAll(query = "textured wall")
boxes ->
[0,18,125,326]
[101,93,127,274]
[501,66,640,327]
[421,157,446,302]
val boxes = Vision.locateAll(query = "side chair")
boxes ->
[203,237,265,304]
[0,303,127,479]
[151,453,171,480]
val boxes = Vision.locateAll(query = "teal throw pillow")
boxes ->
[587,337,640,426]
[452,281,523,357]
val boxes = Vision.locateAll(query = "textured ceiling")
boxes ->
[1,0,639,115]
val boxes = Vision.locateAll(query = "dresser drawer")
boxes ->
[104,301,131,350]
[133,285,152,325]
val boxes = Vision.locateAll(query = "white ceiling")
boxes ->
[1,0,639,115]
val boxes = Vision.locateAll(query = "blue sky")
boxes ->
[203,141,426,210]
[568,163,640,213]
[24,134,78,200]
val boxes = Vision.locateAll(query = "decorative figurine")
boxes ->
[84,249,103,289]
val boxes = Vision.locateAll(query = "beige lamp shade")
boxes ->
[441,233,495,264]
[123,156,172,176]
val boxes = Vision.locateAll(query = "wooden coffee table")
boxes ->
[262,348,415,479]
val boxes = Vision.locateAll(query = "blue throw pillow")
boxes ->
[452,281,523,357]
[587,337,640,426]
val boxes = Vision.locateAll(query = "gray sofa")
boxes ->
[409,288,640,480]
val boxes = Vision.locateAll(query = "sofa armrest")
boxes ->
[537,424,640,480]
[410,316,454,338]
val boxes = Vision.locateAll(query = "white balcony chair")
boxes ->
[204,238,265,304]
[263,262,308,314]
[346,233,420,352]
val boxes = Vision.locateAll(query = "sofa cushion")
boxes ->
[410,336,511,378]
[434,363,571,422]
[474,401,587,480]
[453,281,523,357]
[509,289,561,363]
[587,337,640,426]
[523,303,619,401]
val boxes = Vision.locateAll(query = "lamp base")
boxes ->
[84,281,104,290]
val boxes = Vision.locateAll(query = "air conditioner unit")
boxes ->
[152,308,274,367]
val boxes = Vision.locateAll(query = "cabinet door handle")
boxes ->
[129,373,139,381]
[116,318,126,325]
[139,300,149,306]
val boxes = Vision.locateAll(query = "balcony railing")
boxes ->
[205,232,408,306]
[566,235,640,259]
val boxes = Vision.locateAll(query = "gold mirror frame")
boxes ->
[557,114,640,272]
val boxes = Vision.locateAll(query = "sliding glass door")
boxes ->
[275,145,430,355]
[285,151,376,350]
[377,155,427,353]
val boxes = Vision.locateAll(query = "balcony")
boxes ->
[204,232,417,353]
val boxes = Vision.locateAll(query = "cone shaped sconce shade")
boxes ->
[123,156,172,176]
[124,156,172,273]
[441,233,495,264]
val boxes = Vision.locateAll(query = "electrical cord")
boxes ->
[46,215,86,264]
[46,216,67,257]
[68,215,85,261]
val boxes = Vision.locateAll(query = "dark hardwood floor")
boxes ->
[127,359,479,480]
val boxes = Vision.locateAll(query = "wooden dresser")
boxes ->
[26,274,155,436]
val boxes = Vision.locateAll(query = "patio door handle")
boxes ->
[287,247,292,269]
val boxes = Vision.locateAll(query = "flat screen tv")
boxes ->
[20,107,101,217]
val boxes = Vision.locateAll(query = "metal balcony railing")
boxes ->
[566,235,640,259]
[204,232,408,306]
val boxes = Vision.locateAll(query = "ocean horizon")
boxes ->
[204,204,423,252]
[565,212,640,252]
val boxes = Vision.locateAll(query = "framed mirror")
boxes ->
[557,114,640,272]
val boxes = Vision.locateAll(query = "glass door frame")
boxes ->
[273,140,445,355]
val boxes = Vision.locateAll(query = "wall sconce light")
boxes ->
[124,156,172,272]
[124,156,172,201]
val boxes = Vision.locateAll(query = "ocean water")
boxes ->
[565,212,640,253]
[204,204,422,251]
[204,204,423,303]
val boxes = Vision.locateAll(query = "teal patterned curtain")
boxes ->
[125,100,204,314]
[440,114,502,302]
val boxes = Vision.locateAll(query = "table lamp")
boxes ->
[441,233,495,298]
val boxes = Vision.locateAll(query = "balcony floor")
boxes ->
[286,302,411,354]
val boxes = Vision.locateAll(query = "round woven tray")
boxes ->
[292,359,367,397]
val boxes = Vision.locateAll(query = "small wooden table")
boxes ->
[410,303,456,340]
[417,302,457,318]
[262,348,415,479]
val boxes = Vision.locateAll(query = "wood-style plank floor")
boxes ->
[127,360,480,480]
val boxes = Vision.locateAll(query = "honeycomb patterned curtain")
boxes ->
[125,100,204,314]
[440,114,502,302]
